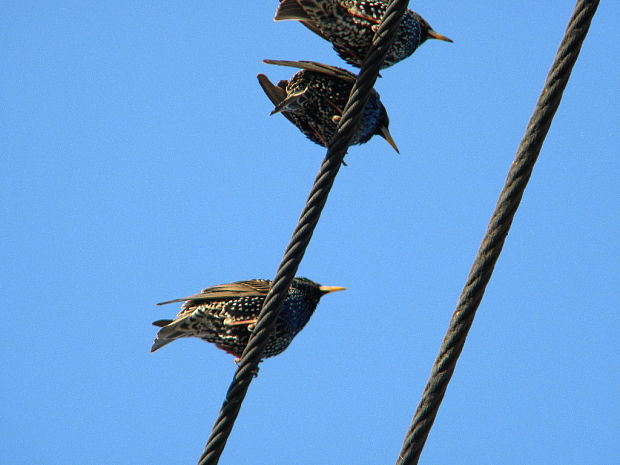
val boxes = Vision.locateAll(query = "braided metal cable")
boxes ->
[395,1,600,464]
[197,1,410,464]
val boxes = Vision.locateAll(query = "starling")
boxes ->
[258,59,399,152]
[151,277,345,359]
[274,0,452,69]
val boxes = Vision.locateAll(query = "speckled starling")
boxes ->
[151,277,345,359]
[258,60,398,152]
[275,0,452,69]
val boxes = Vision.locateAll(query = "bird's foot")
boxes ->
[234,358,261,378]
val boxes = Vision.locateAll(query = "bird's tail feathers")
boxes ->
[277,0,335,20]
[151,337,174,352]
[151,319,185,352]
[258,74,287,107]
[275,0,312,21]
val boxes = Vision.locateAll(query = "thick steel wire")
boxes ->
[395,1,600,464]
[197,1,411,464]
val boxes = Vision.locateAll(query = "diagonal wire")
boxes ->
[395,1,600,464]
[197,1,410,464]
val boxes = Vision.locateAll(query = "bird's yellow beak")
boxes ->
[380,126,400,154]
[319,285,347,294]
[427,29,453,43]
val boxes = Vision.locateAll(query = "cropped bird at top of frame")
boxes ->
[258,60,399,153]
[151,277,345,361]
[275,0,453,69]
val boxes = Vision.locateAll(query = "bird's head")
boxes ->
[375,108,400,154]
[292,277,346,298]
[419,16,453,44]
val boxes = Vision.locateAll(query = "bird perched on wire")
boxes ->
[151,277,345,359]
[258,60,399,153]
[274,0,452,69]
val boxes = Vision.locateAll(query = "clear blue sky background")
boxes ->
[2,2,618,464]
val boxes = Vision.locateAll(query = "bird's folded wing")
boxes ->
[263,59,356,82]
[157,280,271,306]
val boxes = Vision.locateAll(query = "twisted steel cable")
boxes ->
[197,1,411,464]
[395,1,600,464]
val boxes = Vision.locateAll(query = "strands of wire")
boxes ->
[196,1,411,464]
[395,1,600,464]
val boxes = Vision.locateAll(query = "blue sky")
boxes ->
[2,2,618,464]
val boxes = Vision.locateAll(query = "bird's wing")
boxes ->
[257,74,287,106]
[156,280,271,306]
[263,60,356,82]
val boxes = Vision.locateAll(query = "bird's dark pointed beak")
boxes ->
[379,126,400,154]
[427,29,453,43]
[319,285,347,294]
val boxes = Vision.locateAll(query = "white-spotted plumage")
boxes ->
[151,277,345,359]
[274,0,453,69]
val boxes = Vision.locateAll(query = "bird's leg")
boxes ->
[325,105,348,166]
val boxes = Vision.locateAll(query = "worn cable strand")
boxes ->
[197,1,410,464]
[395,1,600,464]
